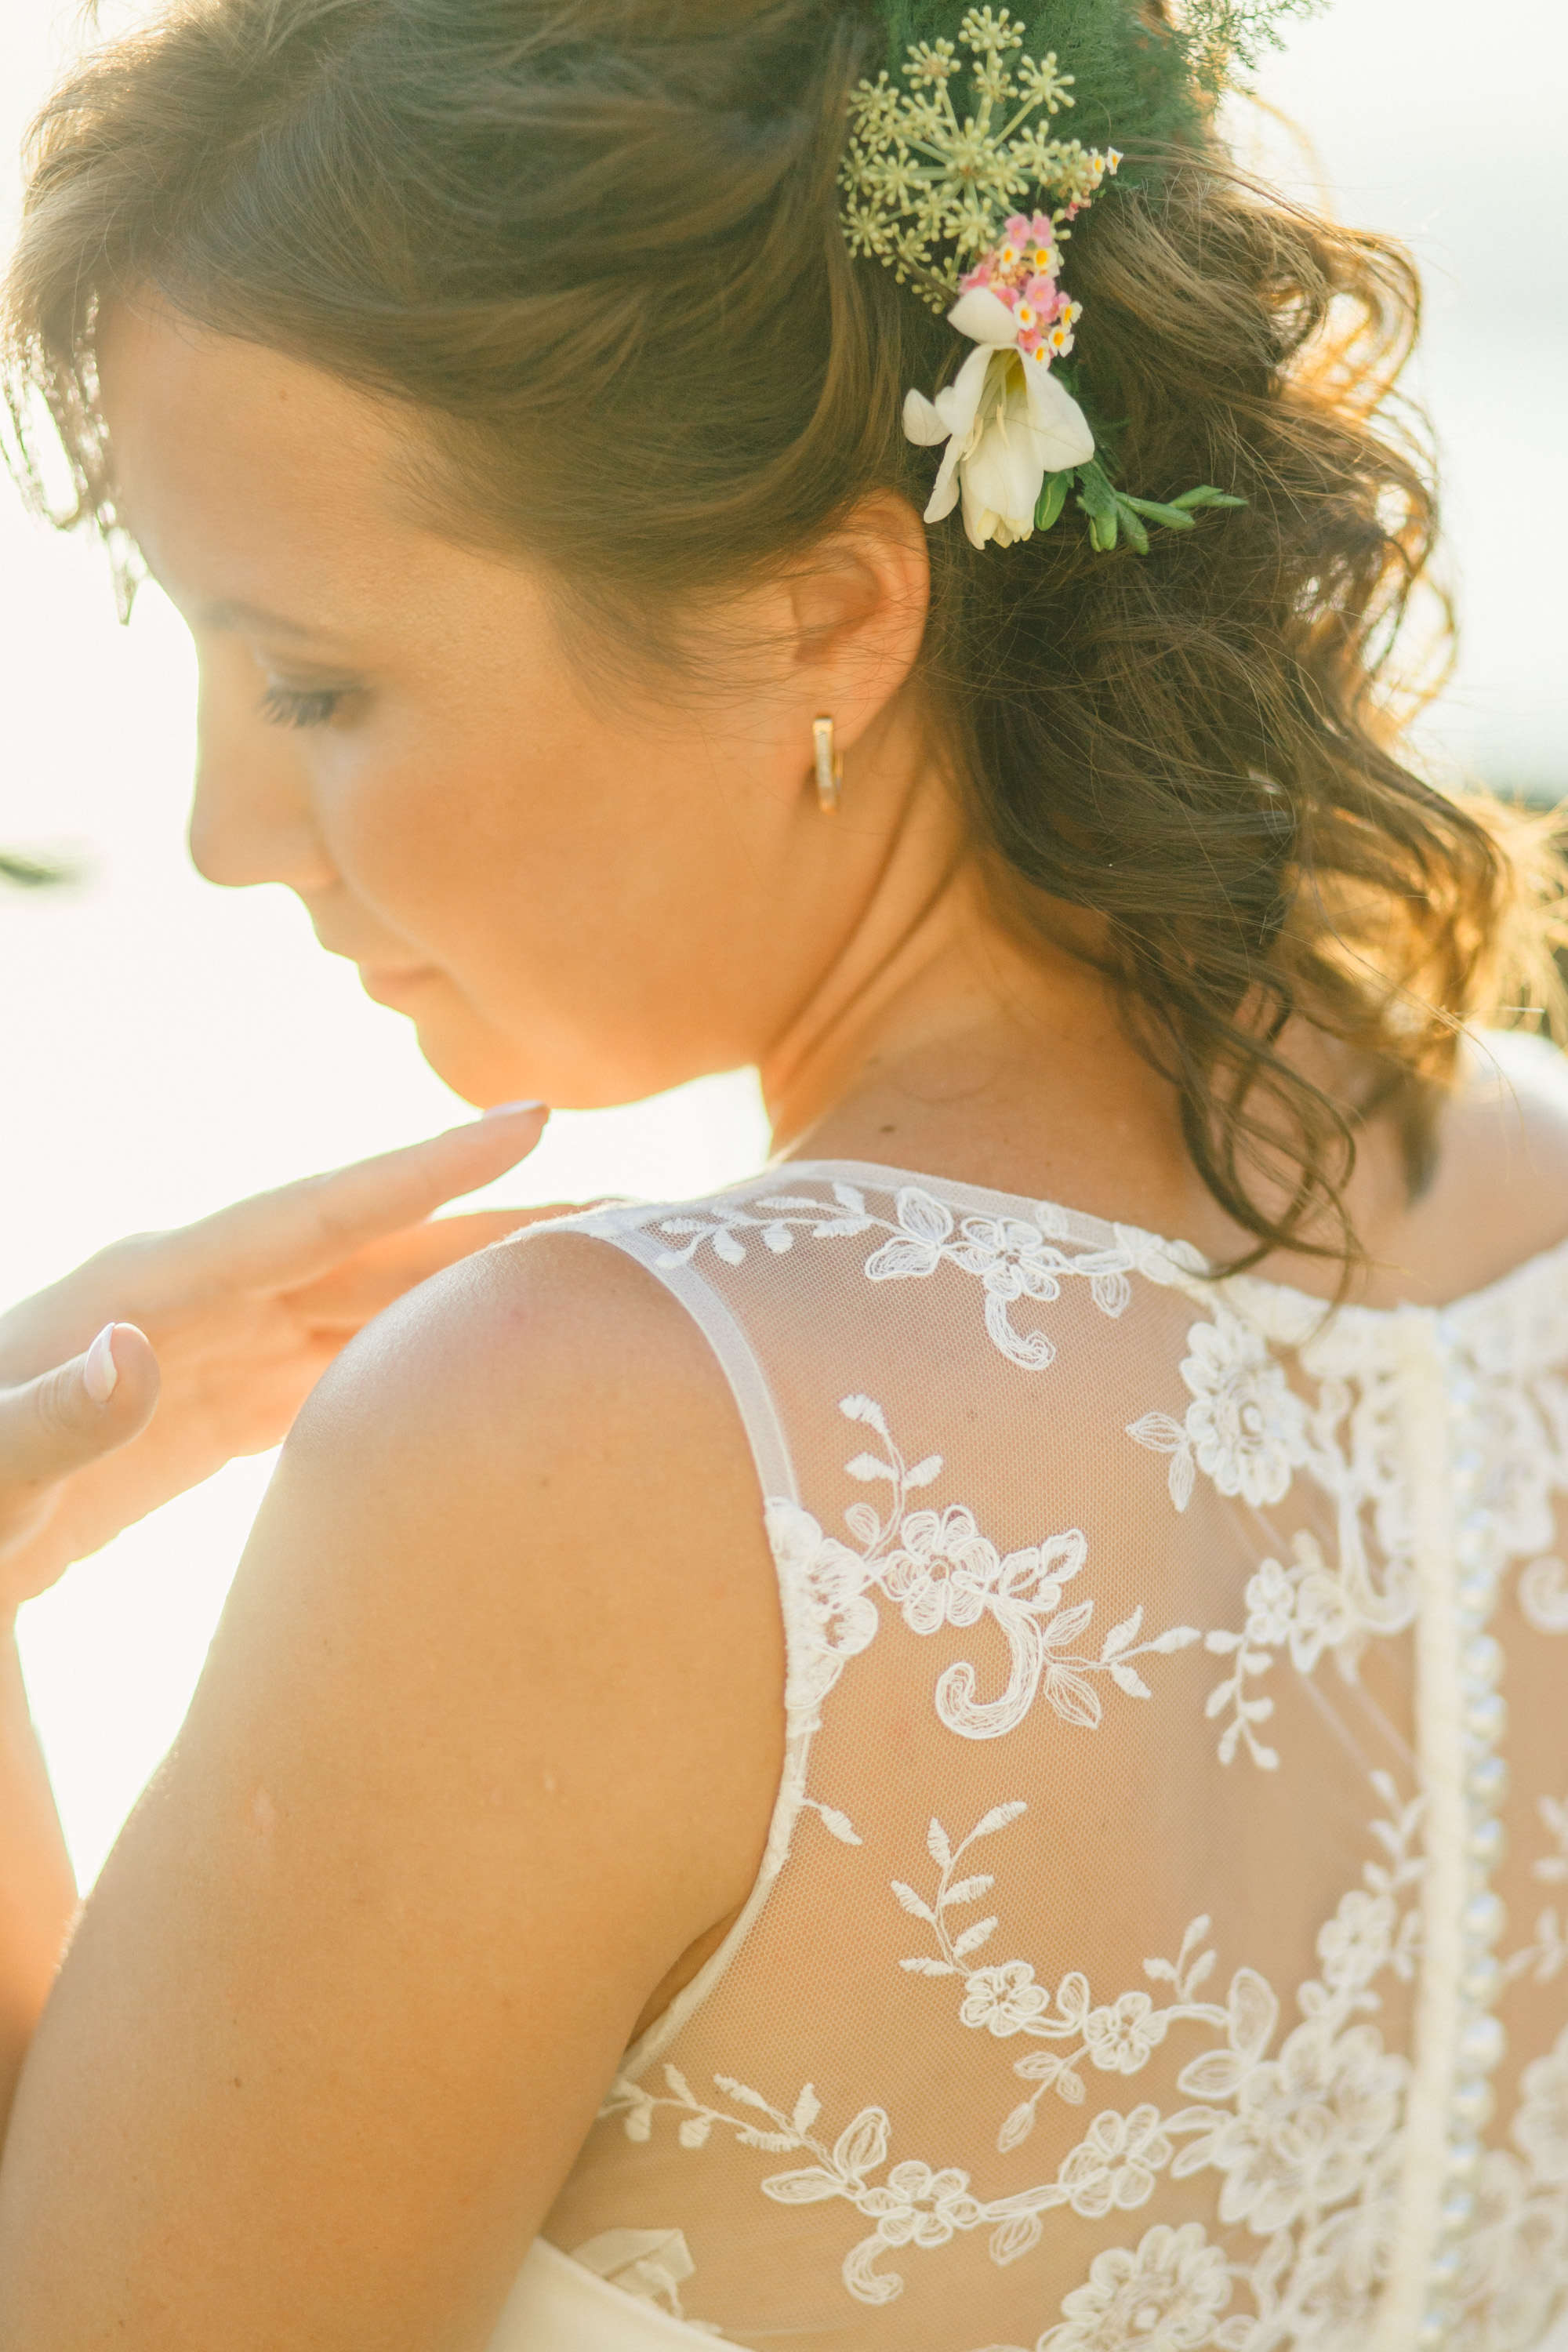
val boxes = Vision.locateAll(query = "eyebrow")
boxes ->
[201,597,329,640]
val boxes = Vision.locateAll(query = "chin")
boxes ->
[407,982,736,1113]
[408,1008,545,1112]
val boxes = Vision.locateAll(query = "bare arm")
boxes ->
[0,1233,785,2348]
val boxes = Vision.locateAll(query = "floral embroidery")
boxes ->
[1438,2026,1568,2347]
[1160,1778,1421,2272]
[598,2074,990,2304]
[891,1805,1230,2147]
[1194,1532,1364,1770]
[598,1782,1416,2320]
[1128,1305,1310,1511]
[1058,2105,1175,2216]
[1446,2143,1568,2350]
[963,1960,1054,2037]
[887,1777,1423,2326]
[601,2065,1200,2302]
[766,1396,1200,1739]
[555,1166,1568,2350]
[1035,2220,1240,2350]
[654,1180,1132,1370]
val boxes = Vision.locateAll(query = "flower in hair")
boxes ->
[840,9,1110,307]
[902,245,1094,547]
[841,9,1245,554]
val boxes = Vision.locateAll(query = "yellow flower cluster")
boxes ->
[839,7,1118,310]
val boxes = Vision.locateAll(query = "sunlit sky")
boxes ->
[1,0,1564,1886]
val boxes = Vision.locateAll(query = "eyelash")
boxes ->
[258,684,346,731]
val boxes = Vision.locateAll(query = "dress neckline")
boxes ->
[768,1156,1568,1333]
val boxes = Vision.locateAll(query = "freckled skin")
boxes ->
[91,306,1568,1307]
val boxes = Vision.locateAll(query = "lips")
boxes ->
[299,898,437,1008]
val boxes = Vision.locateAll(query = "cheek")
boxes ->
[309,706,726,1007]
[299,675,810,1104]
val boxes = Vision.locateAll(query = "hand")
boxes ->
[0,1106,558,1609]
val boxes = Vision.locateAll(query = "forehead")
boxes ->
[94,302,434,605]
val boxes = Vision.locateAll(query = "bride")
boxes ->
[2,0,1567,2344]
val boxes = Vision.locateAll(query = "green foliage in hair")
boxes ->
[872,0,1323,187]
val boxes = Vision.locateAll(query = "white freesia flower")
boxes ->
[903,285,1094,550]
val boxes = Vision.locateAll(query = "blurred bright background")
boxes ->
[1,0,1563,1888]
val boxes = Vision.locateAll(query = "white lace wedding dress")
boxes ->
[486,1123,1568,2350]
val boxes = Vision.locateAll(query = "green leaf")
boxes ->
[1076,459,1118,518]
[1120,495,1197,531]
[1034,468,1075,532]
[1114,495,1150,555]
[1171,485,1248,512]
[1076,458,1120,550]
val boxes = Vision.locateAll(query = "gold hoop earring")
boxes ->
[811,715,843,815]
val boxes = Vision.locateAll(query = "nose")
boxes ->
[187,637,338,892]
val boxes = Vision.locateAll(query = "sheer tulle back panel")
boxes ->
[538,1169,1568,2351]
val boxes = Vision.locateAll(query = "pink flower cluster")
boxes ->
[960,212,1080,363]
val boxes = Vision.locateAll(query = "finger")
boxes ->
[167,1106,550,1294]
[278,1206,589,1328]
[0,1325,161,1502]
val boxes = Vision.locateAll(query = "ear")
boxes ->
[782,492,931,752]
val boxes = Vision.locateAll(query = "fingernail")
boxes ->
[482,1099,547,1118]
[84,1324,119,1405]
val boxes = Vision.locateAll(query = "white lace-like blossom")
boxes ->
[1036,2220,1236,2352]
[1083,1991,1166,2076]
[960,1961,1051,2036]
[1058,2104,1174,2218]
[764,1500,879,1719]
[1181,1308,1310,1507]
[1199,2019,1406,2234]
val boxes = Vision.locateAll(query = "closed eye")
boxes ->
[259,684,345,730]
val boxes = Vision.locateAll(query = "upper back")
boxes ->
[536,1110,1568,2349]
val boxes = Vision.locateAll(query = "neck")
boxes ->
[757,808,1119,1167]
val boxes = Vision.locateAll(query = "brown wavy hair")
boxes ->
[4,0,1558,1272]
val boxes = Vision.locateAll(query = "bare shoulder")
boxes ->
[1379,1030,1568,1305]
[276,1214,789,1873]
[0,1221,784,2348]
[303,1212,771,1517]
[266,1216,790,1973]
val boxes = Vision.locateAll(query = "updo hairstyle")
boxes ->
[4,0,1559,1271]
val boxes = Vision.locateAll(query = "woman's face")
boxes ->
[96,306,937,1109]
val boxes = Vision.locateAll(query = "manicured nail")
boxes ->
[83,1324,119,1405]
[482,1099,547,1118]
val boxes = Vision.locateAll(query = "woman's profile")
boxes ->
[1,0,1566,2345]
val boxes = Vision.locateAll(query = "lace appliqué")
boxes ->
[602,1780,1424,2327]
[655,1181,1134,1370]
[554,1167,1568,2350]
[1128,1305,1310,1512]
[766,1395,1201,1741]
